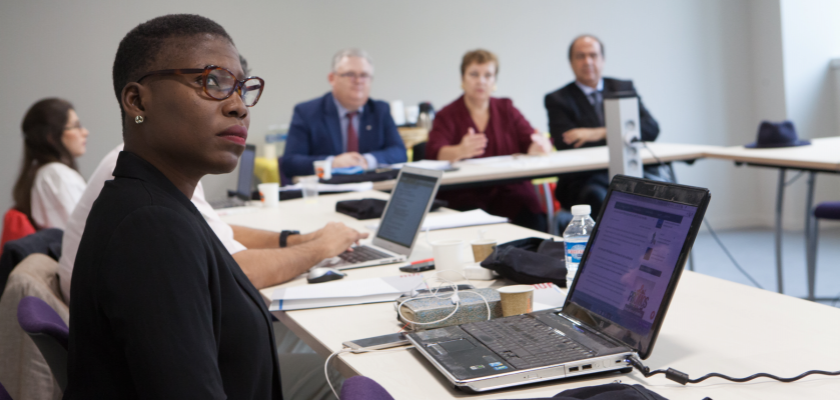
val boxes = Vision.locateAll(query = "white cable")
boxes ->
[324,346,415,400]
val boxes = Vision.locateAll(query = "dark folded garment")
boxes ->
[336,198,447,220]
[480,237,567,288]
[321,169,400,184]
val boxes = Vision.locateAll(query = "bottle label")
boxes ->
[565,241,587,263]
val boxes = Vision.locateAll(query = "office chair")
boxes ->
[806,201,840,302]
[340,376,395,400]
[16,296,69,390]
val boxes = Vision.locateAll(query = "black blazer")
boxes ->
[544,77,660,151]
[65,152,282,399]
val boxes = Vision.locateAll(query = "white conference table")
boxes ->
[371,142,715,191]
[222,191,840,400]
[704,137,840,300]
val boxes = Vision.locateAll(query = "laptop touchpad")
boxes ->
[438,339,475,353]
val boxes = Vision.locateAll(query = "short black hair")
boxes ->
[112,14,234,122]
[567,34,604,61]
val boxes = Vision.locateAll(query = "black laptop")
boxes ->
[408,175,711,392]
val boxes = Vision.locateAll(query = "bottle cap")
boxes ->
[571,204,592,216]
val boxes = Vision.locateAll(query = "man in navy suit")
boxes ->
[544,35,660,215]
[282,49,406,178]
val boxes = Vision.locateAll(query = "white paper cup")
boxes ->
[432,239,469,281]
[300,176,319,203]
[313,160,331,180]
[258,182,279,207]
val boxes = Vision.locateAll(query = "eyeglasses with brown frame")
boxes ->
[135,65,265,107]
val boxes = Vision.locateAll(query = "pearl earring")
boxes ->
[135,116,144,124]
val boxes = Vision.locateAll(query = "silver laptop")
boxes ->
[408,175,711,392]
[210,144,256,209]
[320,166,443,270]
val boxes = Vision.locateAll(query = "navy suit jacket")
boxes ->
[281,92,406,177]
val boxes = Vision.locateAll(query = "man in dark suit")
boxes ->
[282,49,406,178]
[545,35,660,215]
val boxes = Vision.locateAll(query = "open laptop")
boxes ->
[321,166,443,270]
[408,175,711,392]
[211,144,256,209]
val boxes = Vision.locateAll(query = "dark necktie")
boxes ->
[346,111,359,153]
[590,91,604,126]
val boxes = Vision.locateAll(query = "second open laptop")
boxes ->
[320,166,443,270]
[210,144,256,209]
[408,175,711,392]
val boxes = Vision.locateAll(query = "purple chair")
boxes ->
[16,296,69,390]
[807,201,840,301]
[340,376,395,400]
[0,380,12,400]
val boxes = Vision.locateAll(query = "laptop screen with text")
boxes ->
[376,172,438,248]
[568,191,698,337]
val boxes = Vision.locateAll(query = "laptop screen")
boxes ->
[376,172,438,248]
[236,145,256,198]
[566,190,697,347]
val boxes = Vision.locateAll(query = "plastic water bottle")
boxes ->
[563,205,596,288]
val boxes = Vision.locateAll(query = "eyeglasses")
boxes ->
[64,122,83,131]
[336,72,373,81]
[135,65,265,107]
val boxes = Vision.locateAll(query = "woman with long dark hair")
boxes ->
[13,98,88,229]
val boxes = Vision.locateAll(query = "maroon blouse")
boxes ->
[426,96,543,221]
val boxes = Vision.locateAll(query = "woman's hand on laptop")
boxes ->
[312,222,369,258]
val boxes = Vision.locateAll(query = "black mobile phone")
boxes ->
[399,261,435,273]
[342,332,409,353]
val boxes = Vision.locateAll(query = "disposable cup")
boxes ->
[497,285,534,317]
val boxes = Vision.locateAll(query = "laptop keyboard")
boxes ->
[461,315,595,369]
[338,245,392,263]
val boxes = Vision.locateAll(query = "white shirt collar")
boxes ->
[575,79,604,96]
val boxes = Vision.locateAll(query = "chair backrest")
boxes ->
[16,296,68,390]
[0,379,12,400]
[340,376,395,400]
[0,209,36,254]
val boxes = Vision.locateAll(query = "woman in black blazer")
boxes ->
[64,14,280,399]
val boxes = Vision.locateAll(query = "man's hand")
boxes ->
[527,129,552,155]
[562,127,606,148]
[459,127,488,159]
[332,152,368,169]
[312,222,369,258]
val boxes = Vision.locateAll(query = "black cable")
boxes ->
[626,355,840,385]
[639,140,763,289]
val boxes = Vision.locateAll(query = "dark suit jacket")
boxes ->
[281,92,406,177]
[544,78,661,206]
[65,152,282,399]
[544,77,659,149]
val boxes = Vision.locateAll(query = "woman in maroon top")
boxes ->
[426,49,552,231]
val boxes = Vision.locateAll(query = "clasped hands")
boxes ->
[332,152,369,169]
[458,127,552,160]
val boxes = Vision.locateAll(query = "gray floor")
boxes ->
[689,226,840,305]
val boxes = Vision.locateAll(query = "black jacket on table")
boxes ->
[64,151,282,400]
[544,78,660,205]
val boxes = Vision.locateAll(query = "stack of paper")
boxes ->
[269,275,424,311]
[532,283,567,311]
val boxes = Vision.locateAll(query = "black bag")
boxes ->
[480,237,567,288]
[513,383,670,400]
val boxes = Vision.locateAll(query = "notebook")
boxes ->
[408,175,711,392]
[317,166,443,270]
[210,144,256,209]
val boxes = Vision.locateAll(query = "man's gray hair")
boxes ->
[331,48,374,73]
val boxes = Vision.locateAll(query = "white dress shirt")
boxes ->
[58,144,247,303]
[30,162,86,230]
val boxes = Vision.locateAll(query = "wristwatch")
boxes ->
[279,230,300,248]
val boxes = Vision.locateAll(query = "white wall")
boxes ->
[776,0,840,229]
[0,0,801,230]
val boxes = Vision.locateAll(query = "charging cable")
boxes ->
[324,345,415,400]
[398,271,492,328]
[625,355,840,385]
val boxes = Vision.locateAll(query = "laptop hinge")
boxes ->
[555,312,630,349]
